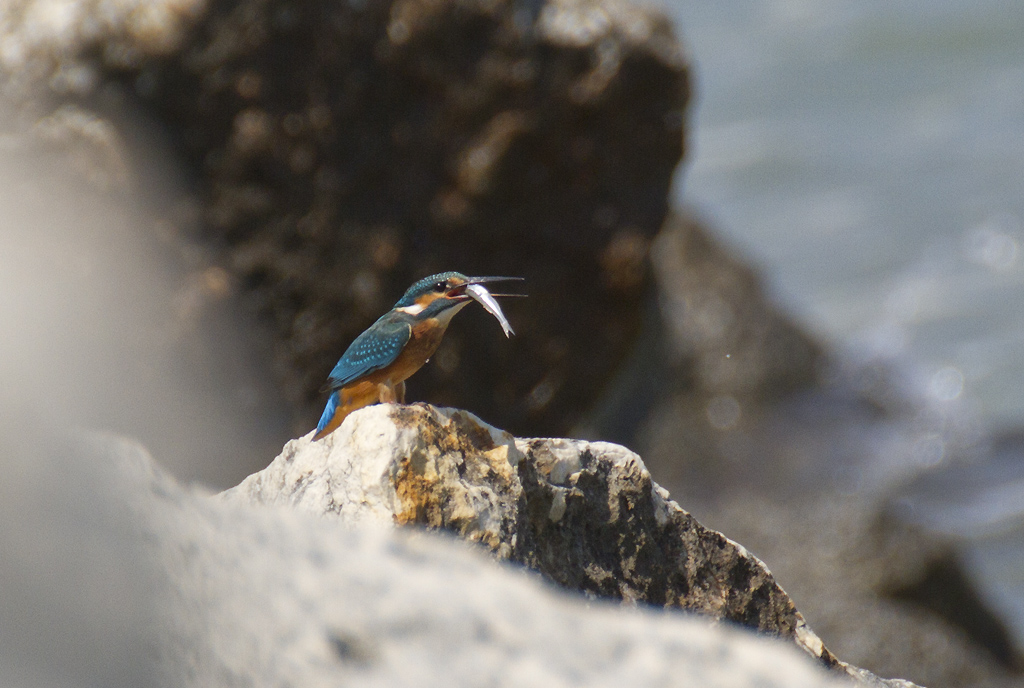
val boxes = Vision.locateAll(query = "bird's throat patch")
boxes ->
[402,291,446,315]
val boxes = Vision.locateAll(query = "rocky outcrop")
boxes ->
[2,411,853,688]
[223,402,920,687]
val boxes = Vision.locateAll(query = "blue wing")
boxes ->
[323,316,412,390]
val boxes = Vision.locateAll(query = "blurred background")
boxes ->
[661,0,1024,672]
[671,0,1024,430]
[2,0,1024,685]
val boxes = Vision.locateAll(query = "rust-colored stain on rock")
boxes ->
[389,405,521,552]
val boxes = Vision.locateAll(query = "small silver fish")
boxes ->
[466,283,515,337]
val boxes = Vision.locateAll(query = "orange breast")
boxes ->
[385,318,447,383]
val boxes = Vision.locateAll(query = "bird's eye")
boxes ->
[434,281,448,292]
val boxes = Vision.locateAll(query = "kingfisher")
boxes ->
[312,271,522,440]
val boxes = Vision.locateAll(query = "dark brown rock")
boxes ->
[106,0,690,436]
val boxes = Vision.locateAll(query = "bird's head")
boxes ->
[394,272,522,335]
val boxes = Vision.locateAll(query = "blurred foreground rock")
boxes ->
[2,412,857,688]
[224,402,920,687]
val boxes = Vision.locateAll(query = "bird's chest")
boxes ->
[387,319,447,381]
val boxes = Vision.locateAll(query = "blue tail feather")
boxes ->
[315,391,340,436]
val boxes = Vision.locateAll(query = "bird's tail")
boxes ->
[312,391,342,441]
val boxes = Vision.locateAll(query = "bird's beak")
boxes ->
[465,276,524,286]
[450,276,524,338]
